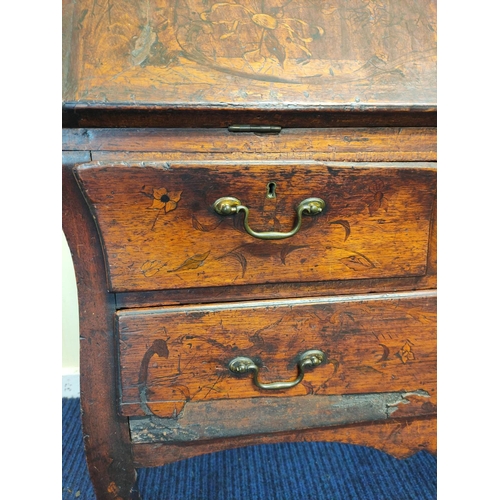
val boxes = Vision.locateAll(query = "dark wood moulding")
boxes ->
[63,103,436,129]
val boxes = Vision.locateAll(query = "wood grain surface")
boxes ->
[129,391,436,443]
[63,0,436,109]
[62,0,438,492]
[63,127,437,163]
[117,291,436,418]
[63,152,140,499]
[132,416,437,465]
[62,0,437,490]
[75,161,436,292]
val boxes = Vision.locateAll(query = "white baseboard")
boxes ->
[62,372,80,398]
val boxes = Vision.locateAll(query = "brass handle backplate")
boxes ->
[213,196,326,240]
[228,350,325,391]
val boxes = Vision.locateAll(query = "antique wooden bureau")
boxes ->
[62,0,437,498]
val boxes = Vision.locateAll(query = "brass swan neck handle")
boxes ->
[213,196,326,240]
[228,350,325,391]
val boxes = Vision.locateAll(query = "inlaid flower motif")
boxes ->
[398,341,415,364]
[363,180,389,216]
[198,1,324,69]
[140,260,165,277]
[151,188,182,214]
[339,253,375,271]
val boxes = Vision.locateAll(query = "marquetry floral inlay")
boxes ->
[398,340,415,364]
[197,0,324,70]
[141,186,182,230]
[150,188,182,214]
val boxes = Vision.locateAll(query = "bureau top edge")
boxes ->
[62,104,437,129]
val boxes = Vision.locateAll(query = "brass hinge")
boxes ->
[228,125,282,134]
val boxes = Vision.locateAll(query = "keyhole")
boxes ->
[267,182,277,199]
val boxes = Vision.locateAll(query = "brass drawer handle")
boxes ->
[228,350,325,390]
[213,196,326,240]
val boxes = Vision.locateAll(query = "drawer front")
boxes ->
[75,161,436,292]
[118,291,436,418]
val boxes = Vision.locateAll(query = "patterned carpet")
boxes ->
[63,398,437,499]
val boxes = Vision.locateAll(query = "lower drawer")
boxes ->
[118,291,436,432]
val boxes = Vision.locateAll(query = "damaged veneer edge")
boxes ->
[129,390,432,444]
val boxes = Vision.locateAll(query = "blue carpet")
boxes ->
[63,398,436,499]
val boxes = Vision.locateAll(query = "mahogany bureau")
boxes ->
[62,0,437,498]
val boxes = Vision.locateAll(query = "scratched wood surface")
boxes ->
[114,196,436,309]
[63,152,140,499]
[63,127,438,162]
[62,1,438,494]
[118,291,436,417]
[75,161,436,292]
[116,192,435,307]
[132,416,437,464]
[129,392,435,443]
[63,0,437,106]
[62,0,436,127]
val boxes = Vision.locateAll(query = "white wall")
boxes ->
[62,232,80,396]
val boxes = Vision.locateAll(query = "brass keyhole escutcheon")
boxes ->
[267,182,277,199]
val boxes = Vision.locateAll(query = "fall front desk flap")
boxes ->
[63,0,437,117]
[74,161,436,292]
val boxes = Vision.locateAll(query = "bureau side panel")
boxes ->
[63,152,139,499]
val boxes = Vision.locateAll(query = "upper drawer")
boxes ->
[74,161,436,292]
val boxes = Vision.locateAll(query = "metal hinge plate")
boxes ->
[228,125,282,134]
